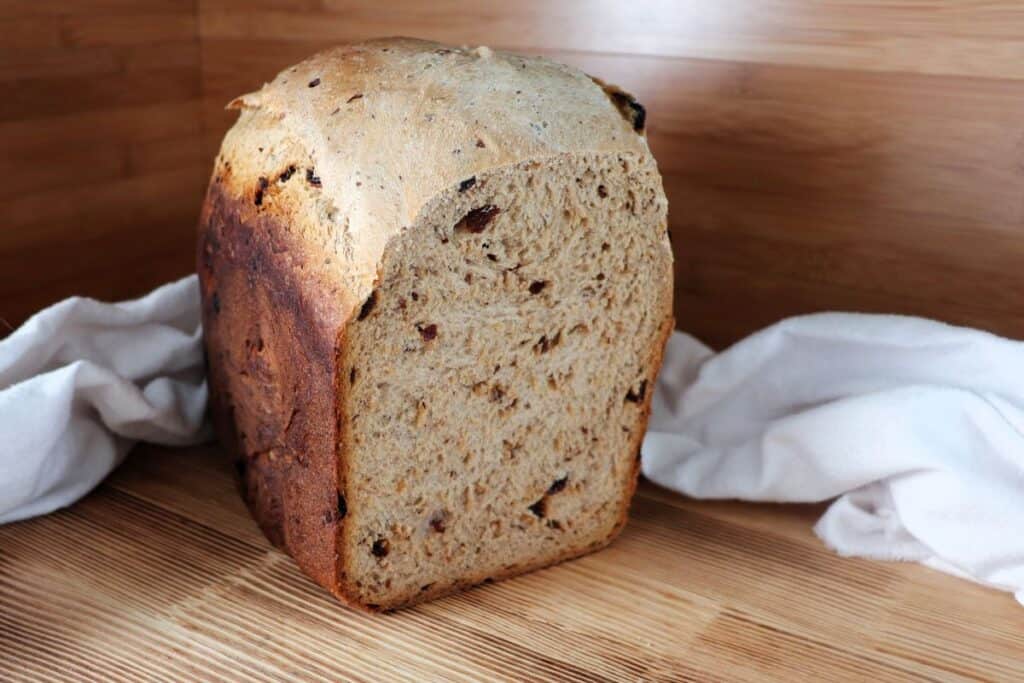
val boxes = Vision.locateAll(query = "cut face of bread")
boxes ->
[341,152,672,607]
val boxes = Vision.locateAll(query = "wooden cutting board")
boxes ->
[1,443,1021,681]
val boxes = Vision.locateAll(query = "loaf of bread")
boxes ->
[197,37,673,610]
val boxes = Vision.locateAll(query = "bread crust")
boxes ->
[199,183,351,599]
[198,37,671,611]
[213,37,652,321]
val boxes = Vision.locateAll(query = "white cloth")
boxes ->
[0,276,208,523]
[643,313,1024,605]
[2,279,1022,606]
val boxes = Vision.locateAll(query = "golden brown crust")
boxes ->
[215,37,653,323]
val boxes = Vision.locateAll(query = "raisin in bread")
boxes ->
[197,37,673,611]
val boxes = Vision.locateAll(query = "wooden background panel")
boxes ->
[199,0,1024,78]
[5,0,1024,348]
[0,0,206,331]
[197,0,1024,348]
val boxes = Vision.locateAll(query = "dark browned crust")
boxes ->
[612,312,676,536]
[587,75,647,135]
[198,180,354,602]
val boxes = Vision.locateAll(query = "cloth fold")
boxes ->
[643,314,1024,604]
[2,277,1022,605]
[0,276,209,524]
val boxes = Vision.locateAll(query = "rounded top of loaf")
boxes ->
[211,37,656,311]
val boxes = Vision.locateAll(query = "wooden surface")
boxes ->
[2,443,1022,681]
[5,2,1024,347]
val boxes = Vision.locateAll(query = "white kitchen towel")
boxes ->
[643,314,1024,605]
[0,276,209,524]
[2,279,1022,606]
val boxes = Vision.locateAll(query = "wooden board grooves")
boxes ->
[3,443,1022,681]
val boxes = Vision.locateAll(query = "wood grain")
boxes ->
[2,444,1021,681]
[6,1,1024,347]
[0,2,203,329]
